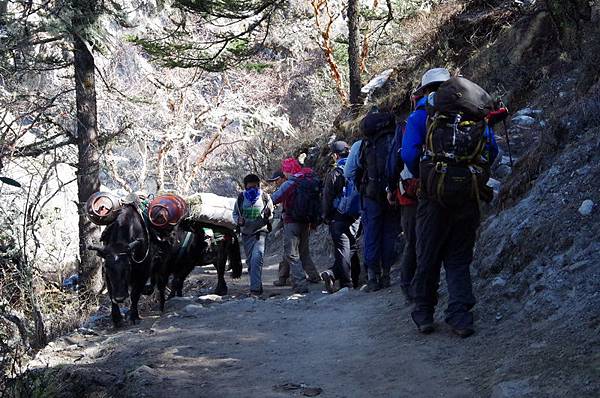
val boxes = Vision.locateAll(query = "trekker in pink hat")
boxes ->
[271,158,322,293]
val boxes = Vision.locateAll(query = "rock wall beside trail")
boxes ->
[475,122,600,321]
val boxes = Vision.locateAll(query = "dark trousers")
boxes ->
[400,204,417,295]
[329,216,361,286]
[362,197,401,280]
[411,198,479,329]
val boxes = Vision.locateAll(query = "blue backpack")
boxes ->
[334,167,361,218]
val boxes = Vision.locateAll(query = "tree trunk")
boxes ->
[73,33,103,294]
[347,0,362,109]
[545,0,591,54]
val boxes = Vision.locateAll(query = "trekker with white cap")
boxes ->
[404,69,499,338]
[386,68,451,303]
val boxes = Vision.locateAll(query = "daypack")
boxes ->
[287,173,322,224]
[236,191,272,233]
[421,77,495,206]
[333,167,361,218]
[358,111,396,202]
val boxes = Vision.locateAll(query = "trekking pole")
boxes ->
[502,118,514,168]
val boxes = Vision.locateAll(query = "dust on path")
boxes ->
[30,255,488,398]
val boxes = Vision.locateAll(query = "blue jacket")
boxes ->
[401,97,499,177]
[344,140,363,184]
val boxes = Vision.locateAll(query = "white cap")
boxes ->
[414,68,451,94]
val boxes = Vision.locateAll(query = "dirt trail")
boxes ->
[29,255,508,397]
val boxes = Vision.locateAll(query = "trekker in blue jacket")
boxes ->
[406,68,499,338]
[348,111,400,292]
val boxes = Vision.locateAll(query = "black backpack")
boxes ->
[287,173,322,224]
[358,111,396,202]
[420,77,495,206]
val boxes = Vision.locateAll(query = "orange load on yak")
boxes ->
[86,192,122,225]
[148,194,188,229]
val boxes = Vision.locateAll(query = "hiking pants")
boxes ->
[279,225,319,281]
[242,232,266,292]
[283,223,312,289]
[400,204,418,296]
[329,216,361,286]
[362,197,401,280]
[411,198,479,329]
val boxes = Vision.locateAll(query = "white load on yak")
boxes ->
[185,192,237,230]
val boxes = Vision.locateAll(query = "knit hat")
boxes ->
[281,158,301,174]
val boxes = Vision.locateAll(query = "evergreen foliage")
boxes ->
[129,0,286,71]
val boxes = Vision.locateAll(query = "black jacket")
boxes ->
[322,164,346,222]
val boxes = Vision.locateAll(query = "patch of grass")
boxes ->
[244,62,273,73]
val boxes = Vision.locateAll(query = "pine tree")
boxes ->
[347,0,362,108]
[72,0,103,294]
[130,0,287,71]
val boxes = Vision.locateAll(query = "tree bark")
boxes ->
[347,0,362,109]
[73,33,103,294]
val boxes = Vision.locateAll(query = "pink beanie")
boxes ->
[282,158,301,174]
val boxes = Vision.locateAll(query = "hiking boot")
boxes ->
[379,275,391,289]
[307,274,321,284]
[451,327,475,338]
[273,278,290,287]
[321,270,336,294]
[340,281,353,290]
[411,312,434,334]
[250,288,263,296]
[293,285,309,294]
[417,323,435,334]
[362,279,381,292]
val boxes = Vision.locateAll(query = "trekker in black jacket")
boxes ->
[321,141,361,293]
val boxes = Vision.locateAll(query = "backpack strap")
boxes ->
[236,192,244,212]
[261,191,273,232]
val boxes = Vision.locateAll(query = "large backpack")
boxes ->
[287,173,322,224]
[333,167,361,219]
[358,111,396,202]
[420,77,494,206]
